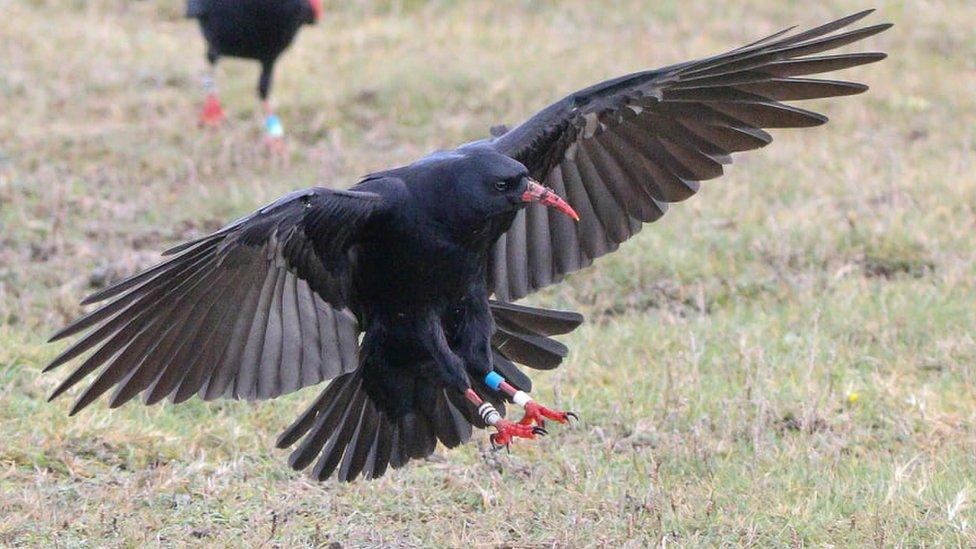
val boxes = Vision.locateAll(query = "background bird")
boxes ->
[187,0,323,149]
[46,11,890,482]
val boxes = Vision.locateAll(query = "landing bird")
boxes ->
[187,0,323,148]
[46,11,889,481]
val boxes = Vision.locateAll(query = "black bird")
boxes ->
[46,12,889,481]
[187,0,323,147]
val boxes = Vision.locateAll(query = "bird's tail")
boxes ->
[276,370,496,482]
[278,301,583,481]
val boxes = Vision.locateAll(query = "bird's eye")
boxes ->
[494,180,509,192]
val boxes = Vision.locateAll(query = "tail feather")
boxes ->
[279,371,474,482]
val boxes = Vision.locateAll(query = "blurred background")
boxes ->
[1,0,974,545]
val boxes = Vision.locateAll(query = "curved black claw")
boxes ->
[532,426,548,436]
[489,435,509,452]
[566,411,580,423]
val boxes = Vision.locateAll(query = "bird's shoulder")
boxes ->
[352,174,408,206]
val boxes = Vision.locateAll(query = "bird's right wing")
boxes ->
[45,187,386,413]
[489,10,891,301]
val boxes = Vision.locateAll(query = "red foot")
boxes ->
[199,94,225,126]
[518,401,578,428]
[490,418,546,449]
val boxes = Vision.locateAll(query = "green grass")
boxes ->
[2,0,975,545]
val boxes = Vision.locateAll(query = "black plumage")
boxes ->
[47,11,890,481]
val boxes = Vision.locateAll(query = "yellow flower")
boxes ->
[846,392,860,405]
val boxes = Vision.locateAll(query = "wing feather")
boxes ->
[46,187,385,412]
[490,11,889,301]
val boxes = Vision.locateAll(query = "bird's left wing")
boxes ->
[489,10,890,301]
[45,187,386,413]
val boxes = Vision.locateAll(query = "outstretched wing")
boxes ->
[489,10,890,301]
[45,187,386,413]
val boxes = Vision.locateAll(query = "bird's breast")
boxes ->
[351,230,488,318]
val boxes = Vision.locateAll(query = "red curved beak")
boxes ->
[309,0,323,21]
[521,179,580,221]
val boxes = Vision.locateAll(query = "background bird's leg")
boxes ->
[199,51,225,126]
[484,371,577,429]
[258,61,284,151]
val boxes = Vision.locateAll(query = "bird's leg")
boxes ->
[199,62,225,126]
[258,61,285,152]
[419,309,541,449]
[450,291,540,445]
[463,388,544,449]
[484,371,578,429]
[262,100,285,152]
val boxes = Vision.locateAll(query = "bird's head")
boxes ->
[304,0,323,24]
[409,146,578,236]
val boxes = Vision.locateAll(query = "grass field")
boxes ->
[2,0,975,545]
